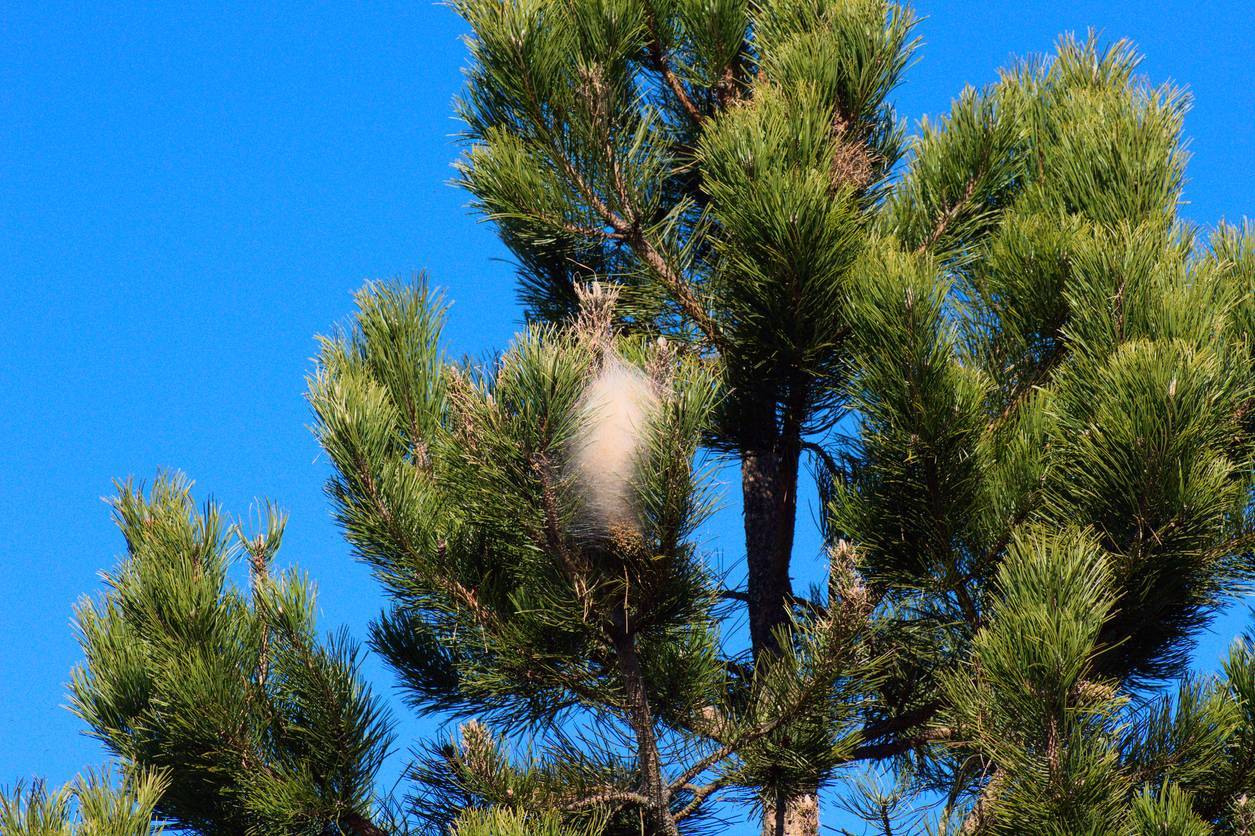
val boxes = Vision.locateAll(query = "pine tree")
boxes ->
[7,3,1255,835]
[55,476,395,835]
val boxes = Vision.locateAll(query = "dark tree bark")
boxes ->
[342,812,388,836]
[741,441,800,658]
[739,393,815,836]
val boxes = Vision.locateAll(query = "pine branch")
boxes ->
[916,174,980,254]
[531,453,596,621]
[643,9,705,125]
[847,727,953,761]
[669,622,870,792]
[540,213,624,241]
[623,222,723,348]
[673,778,729,821]
[610,613,680,836]
[549,135,723,349]
[988,337,1066,430]
[562,789,651,811]
[841,701,946,764]
[914,116,1002,256]
[958,770,1004,834]
[954,581,980,630]
[243,531,276,690]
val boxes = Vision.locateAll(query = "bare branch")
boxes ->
[562,789,651,811]
[674,779,730,821]
[848,727,954,761]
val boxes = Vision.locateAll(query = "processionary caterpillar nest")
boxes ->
[569,353,659,538]
[566,283,661,539]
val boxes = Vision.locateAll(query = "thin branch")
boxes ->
[989,337,1067,430]
[532,453,596,621]
[1205,531,1255,561]
[245,537,273,689]
[832,702,947,766]
[643,8,705,124]
[674,779,729,821]
[916,175,980,254]
[667,704,790,792]
[848,727,954,761]
[802,440,841,482]
[624,223,723,348]
[510,37,723,349]
[670,601,920,795]
[856,702,943,747]
[670,640,850,791]
[611,615,681,836]
[915,123,1002,256]
[531,212,624,241]
[653,57,704,125]
[959,770,1004,834]
[953,581,980,631]
[979,504,1033,569]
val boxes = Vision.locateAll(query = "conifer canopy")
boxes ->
[6,2,1254,835]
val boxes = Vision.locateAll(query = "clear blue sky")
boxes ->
[1,1,1251,832]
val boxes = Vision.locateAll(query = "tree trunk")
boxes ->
[761,790,820,836]
[741,442,799,658]
[741,409,817,836]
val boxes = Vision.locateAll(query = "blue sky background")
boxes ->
[1,1,1251,832]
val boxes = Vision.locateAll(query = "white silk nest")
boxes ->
[568,355,659,537]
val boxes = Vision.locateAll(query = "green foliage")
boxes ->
[941,527,1129,832]
[1128,782,1214,836]
[451,805,606,836]
[825,35,1252,832]
[310,280,720,726]
[67,476,392,834]
[308,279,890,831]
[0,767,167,836]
